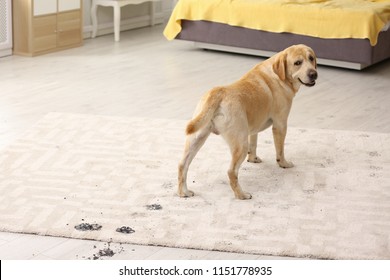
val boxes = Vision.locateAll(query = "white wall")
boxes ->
[82,0,175,38]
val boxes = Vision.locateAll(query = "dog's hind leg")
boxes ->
[247,134,262,163]
[178,128,211,197]
[224,132,252,200]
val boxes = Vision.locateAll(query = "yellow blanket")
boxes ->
[164,0,390,46]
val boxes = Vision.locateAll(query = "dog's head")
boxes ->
[273,44,318,88]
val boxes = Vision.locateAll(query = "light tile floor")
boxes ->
[0,24,389,260]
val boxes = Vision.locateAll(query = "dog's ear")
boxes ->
[273,52,287,81]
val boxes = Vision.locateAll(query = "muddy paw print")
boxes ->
[116,226,135,234]
[146,204,163,210]
[368,151,381,157]
[74,223,102,231]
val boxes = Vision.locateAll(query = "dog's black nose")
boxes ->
[309,70,318,80]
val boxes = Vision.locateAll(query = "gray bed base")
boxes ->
[176,20,390,70]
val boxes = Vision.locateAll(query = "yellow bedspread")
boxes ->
[164,0,390,46]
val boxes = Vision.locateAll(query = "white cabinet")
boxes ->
[13,0,83,56]
[33,0,80,15]
[0,0,12,57]
[58,0,81,12]
[33,0,57,16]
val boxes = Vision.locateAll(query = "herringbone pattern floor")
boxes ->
[0,112,388,259]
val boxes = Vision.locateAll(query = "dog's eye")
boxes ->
[309,55,314,62]
[294,60,302,66]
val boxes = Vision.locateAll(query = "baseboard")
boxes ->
[0,48,12,58]
[83,12,164,39]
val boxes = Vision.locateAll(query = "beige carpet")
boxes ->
[0,113,389,259]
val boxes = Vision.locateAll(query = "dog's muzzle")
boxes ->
[299,69,318,87]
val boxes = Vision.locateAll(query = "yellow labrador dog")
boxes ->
[178,44,318,200]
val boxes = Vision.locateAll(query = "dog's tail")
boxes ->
[186,88,224,135]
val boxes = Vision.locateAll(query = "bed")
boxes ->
[163,0,390,70]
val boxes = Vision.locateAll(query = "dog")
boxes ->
[178,44,318,200]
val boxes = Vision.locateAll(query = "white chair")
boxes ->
[91,0,161,42]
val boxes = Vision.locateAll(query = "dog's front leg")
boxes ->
[224,132,252,200]
[272,124,294,168]
[228,146,252,200]
[247,134,262,163]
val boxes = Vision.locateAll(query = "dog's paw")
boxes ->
[247,155,262,163]
[178,189,195,198]
[277,160,294,168]
[236,192,252,200]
